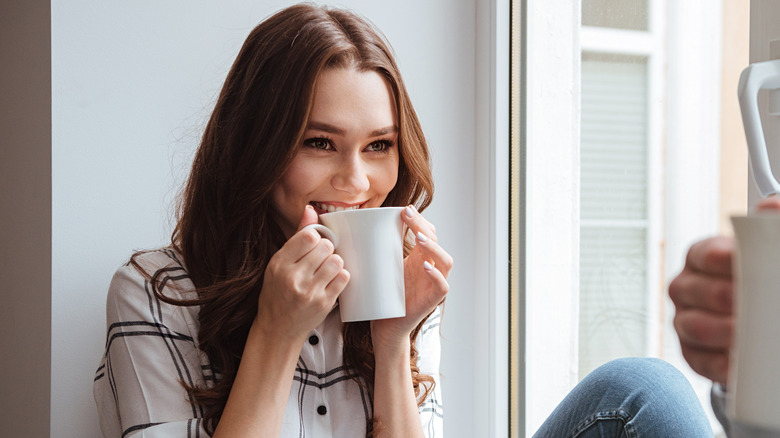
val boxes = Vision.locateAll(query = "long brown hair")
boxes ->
[148,3,435,434]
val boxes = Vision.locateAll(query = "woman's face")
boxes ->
[271,67,400,237]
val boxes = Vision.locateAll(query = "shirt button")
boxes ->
[308,335,319,345]
[317,405,327,415]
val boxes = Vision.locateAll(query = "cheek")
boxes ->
[269,163,317,235]
[270,161,308,212]
[375,156,400,194]
[276,157,321,198]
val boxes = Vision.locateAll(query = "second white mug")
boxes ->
[729,214,780,434]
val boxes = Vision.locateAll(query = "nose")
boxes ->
[331,152,370,194]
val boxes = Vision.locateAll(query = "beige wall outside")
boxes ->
[719,0,750,234]
[0,0,52,436]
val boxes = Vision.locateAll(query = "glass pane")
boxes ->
[581,54,648,221]
[579,227,647,377]
[582,0,649,31]
[579,53,650,378]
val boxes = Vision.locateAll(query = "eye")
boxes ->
[304,137,333,151]
[366,140,394,153]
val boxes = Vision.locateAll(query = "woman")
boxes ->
[95,3,713,438]
[94,4,448,437]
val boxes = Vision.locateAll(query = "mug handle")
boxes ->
[302,223,338,247]
[738,59,780,197]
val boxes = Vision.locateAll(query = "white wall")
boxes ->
[50,1,486,437]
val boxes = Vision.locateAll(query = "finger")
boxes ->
[680,344,729,385]
[414,231,453,277]
[673,309,734,350]
[297,236,335,268]
[685,236,734,277]
[755,196,780,212]
[668,270,733,314]
[313,253,345,284]
[324,267,350,298]
[403,205,438,242]
[421,260,450,307]
[275,227,334,267]
[272,227,325,265]
[297,204,320,231]
[421,260,449,302]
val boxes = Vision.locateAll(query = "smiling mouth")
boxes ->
[310,201,364,213]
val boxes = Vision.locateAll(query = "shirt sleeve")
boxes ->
[711,383,733,436]
[415,305,444,438]
[93,252,211,438]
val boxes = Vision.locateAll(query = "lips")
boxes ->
[310,201,364,213]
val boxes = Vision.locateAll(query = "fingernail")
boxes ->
[416,231,428,243]
[405,205,415,218]
[423,260,433,271]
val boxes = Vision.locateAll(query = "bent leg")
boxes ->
[533,358,712,438]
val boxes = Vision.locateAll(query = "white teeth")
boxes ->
[314,202,361,211]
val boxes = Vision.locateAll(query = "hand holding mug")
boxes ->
[255,205,349,343]
[669,235,735,384]
[371,205,452,347]
[670,197,780,385]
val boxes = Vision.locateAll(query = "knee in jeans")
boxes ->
[590,357,682,382]
[587,357,695,408]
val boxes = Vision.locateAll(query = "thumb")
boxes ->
[297,204,319,231]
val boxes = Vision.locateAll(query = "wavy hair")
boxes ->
[140,3,436,435]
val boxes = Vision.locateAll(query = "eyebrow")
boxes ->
[307,121,398,137]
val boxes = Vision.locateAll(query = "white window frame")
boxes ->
[474,0,510,437]
[522,0,582,432]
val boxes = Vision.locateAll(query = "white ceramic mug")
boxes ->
[729,214,780,433]
[304,206,406,322]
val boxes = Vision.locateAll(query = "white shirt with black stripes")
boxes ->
[93,249,443,437]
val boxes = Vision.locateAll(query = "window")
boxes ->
[511,0,742,436]
[578,4,662,379]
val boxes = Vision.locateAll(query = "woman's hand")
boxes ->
[669,196,780,384]
[371,205,453,348]
[255,205,350,343]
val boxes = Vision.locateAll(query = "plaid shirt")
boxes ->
[93,249,443,437]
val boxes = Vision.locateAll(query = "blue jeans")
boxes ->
[533,358,712,438]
